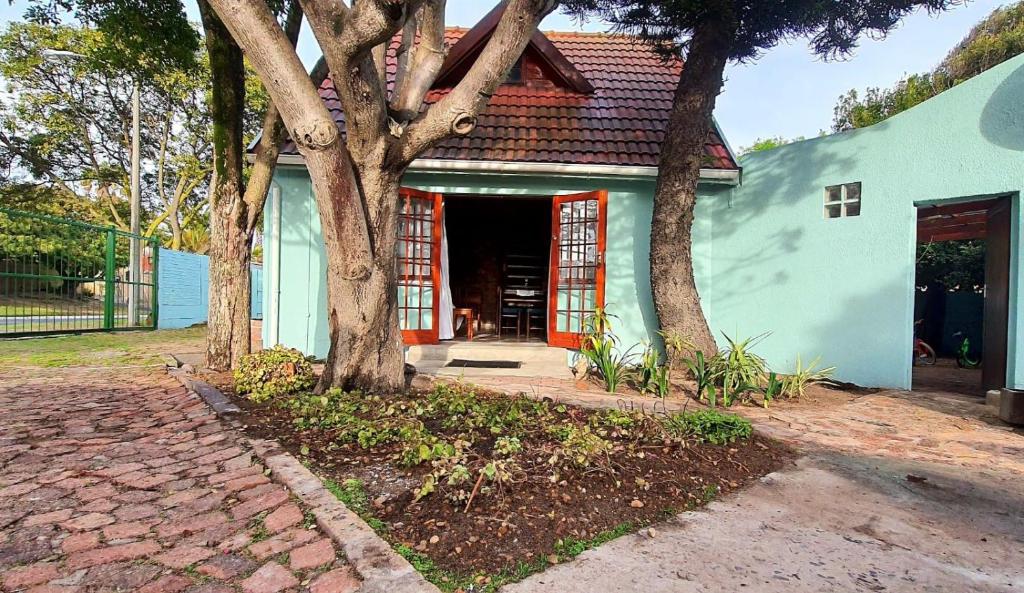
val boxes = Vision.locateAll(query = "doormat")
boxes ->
[445,359,523,369]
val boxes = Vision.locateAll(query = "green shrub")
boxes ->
[662,409,753,445]
[234,345,316,402]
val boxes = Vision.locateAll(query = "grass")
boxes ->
[323,476,637,592]
[0,326,205,368]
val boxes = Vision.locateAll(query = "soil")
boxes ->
[202,371,794,580]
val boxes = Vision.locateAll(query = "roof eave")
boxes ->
[262,153,740,185]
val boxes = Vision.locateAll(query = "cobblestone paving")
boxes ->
[0,367,358,593]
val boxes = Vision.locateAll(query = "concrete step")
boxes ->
[407,341,572,380]
[406,342,566,364]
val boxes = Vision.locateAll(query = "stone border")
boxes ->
[165,359,440,593]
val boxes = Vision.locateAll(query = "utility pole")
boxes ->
[128,81,141,326]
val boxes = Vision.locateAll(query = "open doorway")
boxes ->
[443,195,552,342]
[913,197,1011,396]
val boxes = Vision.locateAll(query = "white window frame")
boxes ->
[824,182,861,219]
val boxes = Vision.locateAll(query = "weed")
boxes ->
[661,409,753,445]
[323,478,387,534]
[554,522,634,558]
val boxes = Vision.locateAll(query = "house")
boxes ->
[260,8,1024,392]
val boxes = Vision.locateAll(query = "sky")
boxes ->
[0,0,1012,150]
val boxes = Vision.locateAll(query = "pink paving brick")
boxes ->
[0,366,348,592]
[289,538,336,570]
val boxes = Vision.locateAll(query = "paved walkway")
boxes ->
[493,381,1024,592]
[0,367,356,593]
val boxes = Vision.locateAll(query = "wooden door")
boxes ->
[548,190,608,349]
[398,188,443,345]
[982,197,1011,391]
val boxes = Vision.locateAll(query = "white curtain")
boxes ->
[438,210,455,340]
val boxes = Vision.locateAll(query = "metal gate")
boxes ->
[0,207,159,336]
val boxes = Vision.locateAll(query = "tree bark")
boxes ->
[200,0,251,371]
[317,172,405,392]
[650,6,736,356]
[209,0,555,390]
[200,0,304,371]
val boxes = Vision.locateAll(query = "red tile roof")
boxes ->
[283,29,738,170]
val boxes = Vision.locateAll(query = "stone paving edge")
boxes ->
[166,360,441,593]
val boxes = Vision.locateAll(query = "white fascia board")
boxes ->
[266,154,740,185]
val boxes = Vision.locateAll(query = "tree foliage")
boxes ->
[917,239,985,291]
[562,0,959,61]
[739,135,805,154]
[833,1,1024,131]
[0,21,212,249]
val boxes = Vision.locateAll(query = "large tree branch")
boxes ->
[209,0,373,278]
[390,0,447,124]
[243,0,306,233]
[396,0,558,164]
[301,0,439,161]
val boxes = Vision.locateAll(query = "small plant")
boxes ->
[637,344,671,398]
[715,333,769,407]
[662,409,753,445]
[234,345,315,403]
[658,330,695,371]
[580,307,635,393]
[761,371,784,408]
[780,355,835,399]
[683,350,718,406]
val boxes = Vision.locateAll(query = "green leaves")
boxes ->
[662,409,752,446]
[233,345,316,403]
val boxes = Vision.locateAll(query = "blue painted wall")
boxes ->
[157,248,263,329]
[715,55,1024,389]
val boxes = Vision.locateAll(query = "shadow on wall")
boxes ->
[980,61,1024,151]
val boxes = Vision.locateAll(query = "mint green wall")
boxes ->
[263,167,723,359]
[715,56,1024,389]
[265,56,1024,390]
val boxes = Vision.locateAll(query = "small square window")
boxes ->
[824,182,861,219]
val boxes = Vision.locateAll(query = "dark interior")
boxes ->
[445,195,552,341]
[913,196,1011,395]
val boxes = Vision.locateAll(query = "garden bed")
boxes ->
[205,371,792,591]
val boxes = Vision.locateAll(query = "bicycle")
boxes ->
[913,320,936,366]
[952,331,981,369]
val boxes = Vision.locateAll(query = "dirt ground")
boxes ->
[502,385,1024,592]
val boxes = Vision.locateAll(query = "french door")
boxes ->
[397,188,443,345]
[548,190,608,348]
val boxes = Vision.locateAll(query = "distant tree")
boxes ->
[0,21,211,250]
[917,239,985,292]
[563,0,960,355]
[740,135,805,154]
[21,0,283,371]
[834,1,1024,131]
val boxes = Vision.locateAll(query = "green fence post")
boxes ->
[151,242,160,329]
[103,230,116,329]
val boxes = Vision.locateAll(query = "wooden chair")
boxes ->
[497,254,546,340]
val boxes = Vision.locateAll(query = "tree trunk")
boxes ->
[650,9,736,356]
[316,170,405,393]
[200,0,251,370]
[208,201,252,369]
